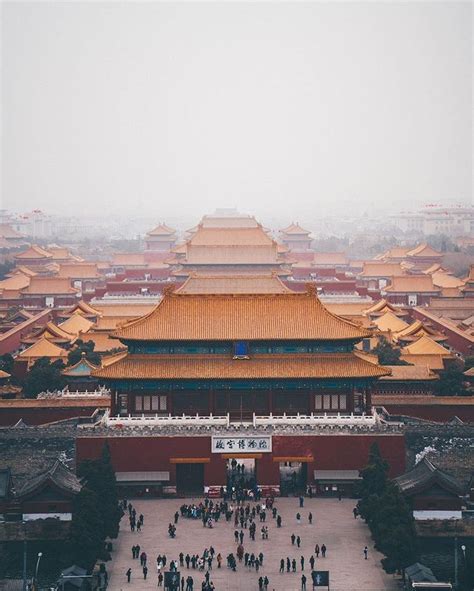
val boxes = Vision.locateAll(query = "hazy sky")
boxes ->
[2,1,472,219]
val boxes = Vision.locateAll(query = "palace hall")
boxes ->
[78,283,405,496]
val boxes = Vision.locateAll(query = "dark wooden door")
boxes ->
[176,463,204,495]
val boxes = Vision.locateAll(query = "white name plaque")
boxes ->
[212,436,272,453]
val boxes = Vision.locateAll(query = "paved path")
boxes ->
[106,498,400,591]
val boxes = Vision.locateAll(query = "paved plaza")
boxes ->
[107,498,400,591]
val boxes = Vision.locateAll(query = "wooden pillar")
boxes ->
[348,386,355,413]
[167,388,173,415]
[268,388,273,414]
[366,386,372,413]
[209,388,214,415]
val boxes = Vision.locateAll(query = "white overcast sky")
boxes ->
[2,1,472,219]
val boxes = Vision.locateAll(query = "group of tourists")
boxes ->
[122,491,370,590]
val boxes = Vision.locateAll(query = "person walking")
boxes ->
[315,544,320,558]
[321,544,327,558]
[179,552,184,567]
[181,576,185,591]
[258,552,264,566]
[185,553,191,568]
[300,556,304,570]
[301,573,307,590]
[258,576,263,591]
[276,515,282,528]
[126,568,132,583]
[216,553,222,569]
[308,512,313,525]
[279,559,284,573]
[286,557,291,573]
[353,507,358,519]
[143,565,148,580]
[363,546,368,560]
[291,533,296,545]
[263,575,269,590]
[296,512,301,524]
[292,558,297,573]
[299,495,304,508]
[158,572,163,587]
[309,555,315,571]
[297,535,301,548]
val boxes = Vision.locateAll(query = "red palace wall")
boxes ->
[0,399,109,426]
[380,403,474,423]
[76,433,406,486]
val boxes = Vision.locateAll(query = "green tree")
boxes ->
[436,359,468,396]
[77,443,122,539]
[67,340,101,367]
[372,337,408,366]
[0,353,14,375]
[69,488,105,569]
[357,442,389,519]
[371,483,418,572]
[22,357,66,398]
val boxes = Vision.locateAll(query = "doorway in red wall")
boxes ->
[176,463,205,496]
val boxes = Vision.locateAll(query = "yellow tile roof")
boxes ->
[383,275,440,293]
[379,246,412,260]
[0,224,24,239]
[94,316,131,331]
[63,300,102,317]
[373,312,410,333]
[312,252,347,266]
[93,352,389,380]
[15,266,38,277]
[394,320,446,342]
[175,274,294,294]
[402,335,451,355]
[15,245,52,259]
[146,224,176,236]
[47,246,72,260]
[400,353,447,370]
[18,338,68,359]
[83,331,126,353]
[113,290,371,342]
[0,274,31,291]
[363,299,401,316]
[379,365,437,381]
[27,321,76,343]
[59,315,94,336]
[200,215,260,229]
[359,262,405,277]
[112,253,147,266]
[188,227,274,247]
[57,263,101,279]
[431,271,465,289]
[406,243,442,258]
[280,223,311,235]
[92,303,156,317]
[22,277,79,295]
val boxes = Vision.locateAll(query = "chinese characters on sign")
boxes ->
[211,436,272,453]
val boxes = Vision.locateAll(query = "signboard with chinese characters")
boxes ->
[211,436,272,453]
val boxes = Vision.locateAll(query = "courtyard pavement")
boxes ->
[106,497,401,591]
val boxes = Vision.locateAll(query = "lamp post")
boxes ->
[33,552,43,591]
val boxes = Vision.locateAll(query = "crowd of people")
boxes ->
[121,492,369,590]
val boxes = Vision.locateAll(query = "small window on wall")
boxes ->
[408,294,418,306]
[45,296,54,308]
[234,341,249,358]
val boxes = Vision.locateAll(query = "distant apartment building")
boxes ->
[392,203,474,236]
